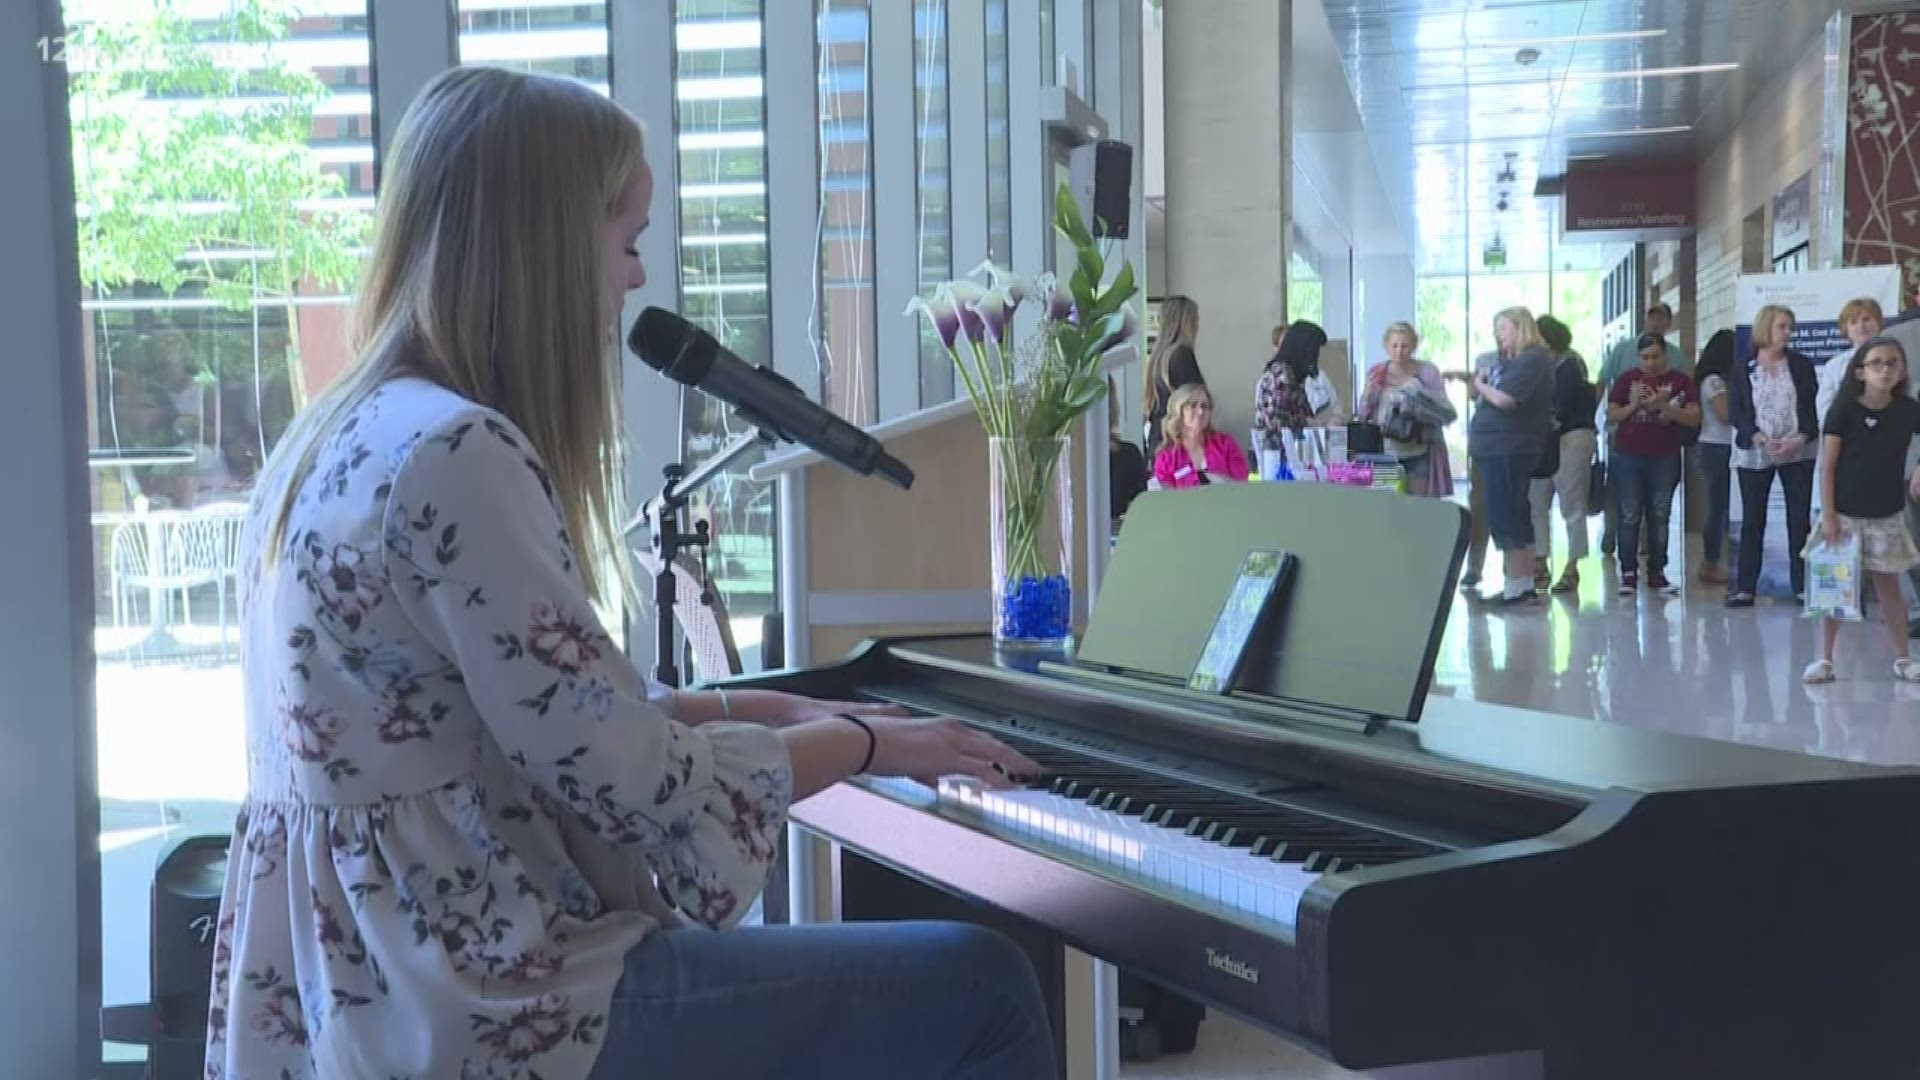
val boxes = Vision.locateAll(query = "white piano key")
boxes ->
[914,777,1320,930]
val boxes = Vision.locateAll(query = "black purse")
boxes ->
[1532,430,1561,479]
[1346,419,1384,456]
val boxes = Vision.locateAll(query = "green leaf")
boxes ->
[1085,310,1130,354]
[1054,183,1093,248]
[1105,262,1138,310]
[1054,326,1086,367]
[1076,247,1106,296]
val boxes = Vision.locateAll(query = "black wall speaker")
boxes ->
[1068,139,1134,239]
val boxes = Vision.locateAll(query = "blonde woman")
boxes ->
[1152,383,1249,488]
[1467,307,1557,604]
[1357,321,1455,498]
[205,69,1047,1080]
[1142,294,1203,453]
[1726,304,1819,606]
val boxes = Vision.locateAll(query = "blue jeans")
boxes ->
[1477,453,1537,551]
[588,921,1056,1080]
[1612,451,1682,575]
[1699,442,1732,568]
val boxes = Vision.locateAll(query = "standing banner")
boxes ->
[1733,265,1900,363]
[1730,266,1901,597]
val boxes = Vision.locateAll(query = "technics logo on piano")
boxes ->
[1204,948,1260,985]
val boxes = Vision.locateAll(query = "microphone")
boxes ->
[627,307,913,490]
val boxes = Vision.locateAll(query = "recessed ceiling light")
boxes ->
[1568,153,1609,161]
[1563,62,1739,81]
[1567,124,1692,139]
[1478,29,1666,48]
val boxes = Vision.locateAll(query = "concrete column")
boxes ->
[1161,0,1288,445]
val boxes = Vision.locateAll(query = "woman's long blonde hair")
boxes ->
[1143,295,1201,414]
[1161,383,1215,447]
[1494,306,1547,355]
[256,67,646,606]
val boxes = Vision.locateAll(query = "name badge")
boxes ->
[1174,465,1195,480]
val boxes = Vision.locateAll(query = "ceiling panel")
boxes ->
[1320,0,1844,274]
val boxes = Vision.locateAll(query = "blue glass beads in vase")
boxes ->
[988,435,1074,651]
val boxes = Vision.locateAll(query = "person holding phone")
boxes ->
[1606,332,1701,597]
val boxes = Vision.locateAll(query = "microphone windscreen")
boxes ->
[628,307,706,378]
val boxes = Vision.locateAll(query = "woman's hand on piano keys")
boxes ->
[865,715,1041,791]
[789,697,914,727]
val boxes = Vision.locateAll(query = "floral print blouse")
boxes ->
[205,379,792,1080]
[1733,363,1817,471]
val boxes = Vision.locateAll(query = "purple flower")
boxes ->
[971,285,1020,344]
[1038,273,1073,323]
[905,293,962,351]
[948,280,989,344]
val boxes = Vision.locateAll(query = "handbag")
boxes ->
[1805,532,1864,621]
[1346,419,1384,456]
[1587,453,1607,516]
[1532,430,1561,479]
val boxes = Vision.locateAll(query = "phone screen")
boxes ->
[1188,550,1293,694]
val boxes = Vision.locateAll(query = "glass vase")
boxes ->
[988,435,1074,651]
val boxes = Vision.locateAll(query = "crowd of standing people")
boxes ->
[1118,292,1920,685]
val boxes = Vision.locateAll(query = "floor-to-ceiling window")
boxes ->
[1415,265,1608,478]
[64,0,376,1063]
[676,0,776,670]
[456,1,610,87]
[915,0,955,407]
[817,0,877,424]
[985,0,1012,267]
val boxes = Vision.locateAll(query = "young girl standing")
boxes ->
[1804,337,1920,684]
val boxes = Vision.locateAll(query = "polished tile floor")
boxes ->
[1435,538,1920,768]
[1125,526,1920,1079]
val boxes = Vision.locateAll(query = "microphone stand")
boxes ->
[629,428,777,688]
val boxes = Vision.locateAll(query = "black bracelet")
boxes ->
[838,713,877,774]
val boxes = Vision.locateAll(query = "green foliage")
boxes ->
[68,0,370,395]
[1415,277,1467,371]
[909,183,1142,585]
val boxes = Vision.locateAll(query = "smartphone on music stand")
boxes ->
[1188,549,1296,694]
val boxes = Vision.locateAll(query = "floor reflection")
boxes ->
[1434,552,1920,768]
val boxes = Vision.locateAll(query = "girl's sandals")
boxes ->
[1895,659,1920,683]
[1802,659,1837,685]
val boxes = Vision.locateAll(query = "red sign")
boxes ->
[1562,161,1695,240]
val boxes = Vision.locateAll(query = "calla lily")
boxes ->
[905,291,962,352]
[970,260,1028,314]
[947,279,989,344]
[1003,273,1028,310]
[972,284,1020,344]
[968,259,1006,287]
[1036,272,1073,323]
